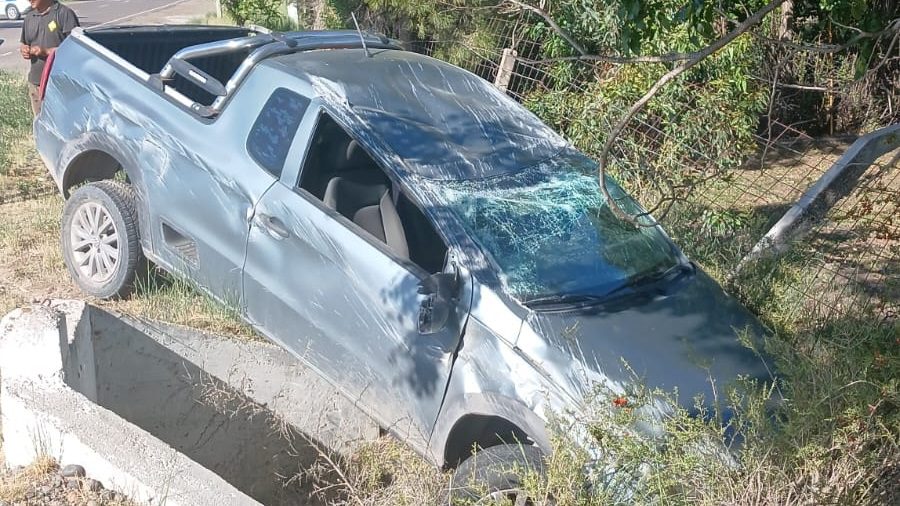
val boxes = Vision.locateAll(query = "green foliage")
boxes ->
[219,0,284,26]
[520,1,769,203]
[794,0,897,75]
[321,0,503,50]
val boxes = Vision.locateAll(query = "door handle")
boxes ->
[257,213,290,239]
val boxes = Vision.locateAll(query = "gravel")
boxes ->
[0,460,135,506]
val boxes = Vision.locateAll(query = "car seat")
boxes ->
[323,141,410,260]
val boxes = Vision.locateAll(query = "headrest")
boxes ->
[344,140,373,169]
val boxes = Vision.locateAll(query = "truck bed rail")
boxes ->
[74,27,403,118]
[162,29,401,117]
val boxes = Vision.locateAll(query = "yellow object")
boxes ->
[48,20,58,32]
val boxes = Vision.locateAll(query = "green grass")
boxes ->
[0,71,55,203]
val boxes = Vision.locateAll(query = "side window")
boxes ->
[247,88,310,178]
[297,113,448,274]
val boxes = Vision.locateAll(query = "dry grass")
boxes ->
[0,194,255,337]
[333,438,448,506]
[0,456,56,502]
[0,455,136,505]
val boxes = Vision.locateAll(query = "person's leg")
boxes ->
[28,83,42,117]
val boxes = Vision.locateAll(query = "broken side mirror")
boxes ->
[417,268,459,335]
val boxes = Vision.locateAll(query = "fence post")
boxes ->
[494,48,518,92]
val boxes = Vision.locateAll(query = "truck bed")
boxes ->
[84,25,253,105]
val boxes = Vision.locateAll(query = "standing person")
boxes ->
[20,0,79,116]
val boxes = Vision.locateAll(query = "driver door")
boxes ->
[242,111,471,452]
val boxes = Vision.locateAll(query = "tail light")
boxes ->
[38,49,56,101]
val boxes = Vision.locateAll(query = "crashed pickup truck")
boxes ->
[34,25,775,502]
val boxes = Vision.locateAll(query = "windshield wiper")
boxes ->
[599,261,695,300]
[523,293,608,309]
[523,262,695,310]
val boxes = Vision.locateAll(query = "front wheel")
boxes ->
[61,181,144,299]
[5,5,20,20]
[447,444,549,505]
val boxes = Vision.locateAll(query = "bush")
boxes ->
[219,0,284,26]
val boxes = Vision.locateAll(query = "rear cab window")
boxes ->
[247,87,311,178]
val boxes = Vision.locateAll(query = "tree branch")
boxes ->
[519,52,696,65]
[594,0,789,225]
[503,0,589,55]
[753,18,900,55]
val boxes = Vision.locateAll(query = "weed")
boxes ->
[0,70,49,202]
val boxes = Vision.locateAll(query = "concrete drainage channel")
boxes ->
[0,301,379,505]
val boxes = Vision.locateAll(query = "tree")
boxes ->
[220,0,283,26]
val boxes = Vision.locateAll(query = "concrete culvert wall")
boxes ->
[2,301,379,506]
[82,308,320,505]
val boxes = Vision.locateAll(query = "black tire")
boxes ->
[447,444,547,505]
[6,5,20,20]
[61,181,144,299]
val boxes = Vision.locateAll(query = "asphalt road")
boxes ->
[0,0,193,73]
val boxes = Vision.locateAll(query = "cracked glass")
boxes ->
[437,151,682,301]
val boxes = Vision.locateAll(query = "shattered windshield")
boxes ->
[437,151,683,302]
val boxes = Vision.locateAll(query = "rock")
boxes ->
[86,501,99,506]
[83,478,103,492]
[60,464,86,478]
[65,478,80,489]
[66,491,80,503]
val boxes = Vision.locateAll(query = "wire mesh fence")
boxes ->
[416,7,900,333]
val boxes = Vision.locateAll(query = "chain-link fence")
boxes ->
[415,8,899,334]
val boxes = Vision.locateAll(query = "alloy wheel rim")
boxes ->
[6,6,16,18]
[70,201,120,283]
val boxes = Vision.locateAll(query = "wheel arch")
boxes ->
[58,139,152,256]
[61,149,127,198]
[430,393,551,469]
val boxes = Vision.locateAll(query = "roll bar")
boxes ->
[157,30,403,117]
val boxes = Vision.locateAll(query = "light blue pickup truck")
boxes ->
[34,24,775,503]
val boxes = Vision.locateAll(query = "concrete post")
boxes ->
[494,48,518,92]
[734,123,900,275]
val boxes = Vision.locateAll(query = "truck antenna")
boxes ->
[350,13,372,58]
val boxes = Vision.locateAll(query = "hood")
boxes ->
[518,269,775,416]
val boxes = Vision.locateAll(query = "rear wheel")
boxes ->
[448,444,549,505]
[5,5,19,20]
[61,181,144,299]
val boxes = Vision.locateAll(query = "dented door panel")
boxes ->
[243,183,471,452]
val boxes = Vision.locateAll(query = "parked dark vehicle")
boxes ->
[34,25,775,503]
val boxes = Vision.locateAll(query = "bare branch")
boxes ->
[519,52,695,65]
[750,76,844,93]
[595,0,790,225]
[503,0,588,55]
[754,18,900,54]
